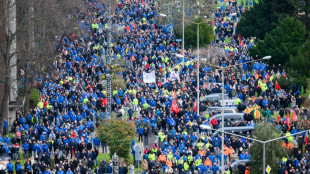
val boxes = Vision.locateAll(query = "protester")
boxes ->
[4,0,309,173]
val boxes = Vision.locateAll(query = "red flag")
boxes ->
[286,111,290,128]
[81,136,85,142]
[72,148,75,157]
[275,82,281,90]
[292,109,297,121]
[194,98,197,112]
[306,135,309,144]
[124,95,128,106]
[173,90,177,99]
[171,100,179,114]
[72,131,77,138]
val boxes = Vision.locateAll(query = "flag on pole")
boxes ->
[124,95,128,106]
[194,98,197,112]
[275,82,281,90]
[171,100,179,114]
[173,90,177,99]
[286,111,290,128]
[292,109,297,121]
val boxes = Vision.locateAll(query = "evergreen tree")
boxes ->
[184,18,214,49]
[250,17,306,65]
[97,119,136,161]
[249,123,288,173]
[287,36,310,87]
[288,0,310,31]
[237,0,296,39]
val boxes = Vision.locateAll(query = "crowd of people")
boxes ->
[2,0,310,173]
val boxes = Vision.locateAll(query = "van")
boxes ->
[212,126,255,137]
[201,93,236,106]
[200,93,230,102]
[209,113,244,122]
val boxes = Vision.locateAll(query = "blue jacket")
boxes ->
[23,143,30,151]
[16,164,22,172]
[239,153,246,160]
[66,171,73,174]
[138,127,143,135]
[106,165,112,173]
[40,134,46,141]
[6,163,13,171]
[93,137,100,145]
[4,137,10,144]
[211,165,219,173]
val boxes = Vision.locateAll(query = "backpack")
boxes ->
[32,116,38,124]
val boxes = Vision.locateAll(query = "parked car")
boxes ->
[220,159,250,172]
[209,113,244,122]
[200,93,230,102]
[205,106,238,115]
[201,93,236,106]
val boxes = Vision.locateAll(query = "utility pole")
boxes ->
[182,0,185,67]
[106,0,112,117]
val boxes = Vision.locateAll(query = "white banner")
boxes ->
[169,71,180,81]
[143,71,156,83]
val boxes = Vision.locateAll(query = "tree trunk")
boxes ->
[23,69,33,113]
[0,69,11,134]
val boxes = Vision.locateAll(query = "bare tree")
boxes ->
[0,0,84,133]
[19,0,84,113]
[158,0,214,28]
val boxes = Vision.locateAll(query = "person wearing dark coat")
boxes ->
[237,163,245,174]
[87,142,92,151]
[106,162,113,173]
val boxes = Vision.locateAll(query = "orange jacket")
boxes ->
[245,166,250,174]
[204,158,212,167]
[166,160,172,167]
[198,150,205,157]
[158,154,166,163]
[227,147,235,156]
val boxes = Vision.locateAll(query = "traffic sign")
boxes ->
[266,165,271,173]
[134,145,142,161]
[176,39,182,42]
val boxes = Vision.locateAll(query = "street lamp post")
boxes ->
[159,12,210,68]
[197,24,200,116]
[221,66,225,172]
[263,142,266,174]
[182,0,185,67]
